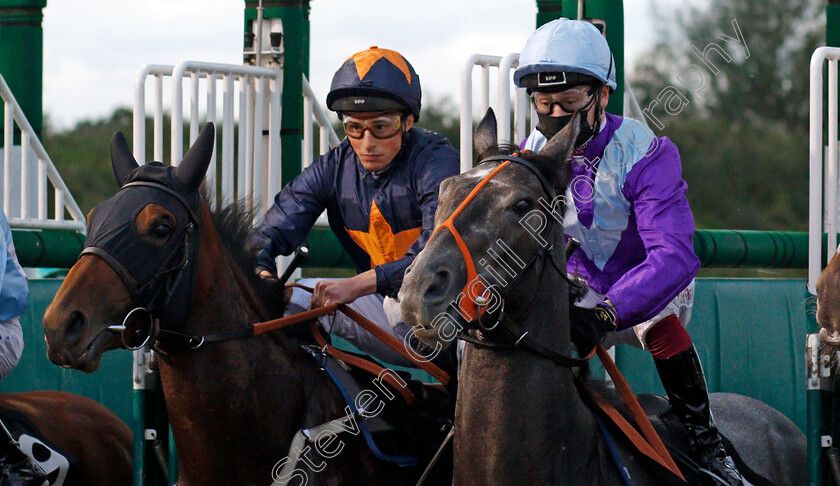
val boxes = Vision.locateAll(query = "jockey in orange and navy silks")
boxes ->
[249,47,459,371]
[515,19,745,485]
[250,127,459,297]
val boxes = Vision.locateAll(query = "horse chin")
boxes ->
[820,327,840,347]
[411,326,454,351]
[48,328,121,373]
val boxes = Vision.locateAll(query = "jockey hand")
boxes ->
[258,269,294,305]
[310,270,377,312]
[569,301,618,356]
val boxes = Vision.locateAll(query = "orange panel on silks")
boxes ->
[346,200,422,267]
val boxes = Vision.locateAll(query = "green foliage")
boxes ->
[666,117,809,230]
[42,108,133,214]
[628,0,823,230]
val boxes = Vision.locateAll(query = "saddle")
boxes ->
[589,388,774,486]
[0,407,73,486]
[300,345,454,481]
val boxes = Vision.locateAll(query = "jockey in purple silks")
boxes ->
[515,18,745,485]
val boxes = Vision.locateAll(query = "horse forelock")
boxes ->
[205,194,287,320]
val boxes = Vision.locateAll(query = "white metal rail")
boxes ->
[134,61,282,213]
[0,75,85,231]
[808,47,840,294]
[460,53,531,173]
[134,62,339,218]
[302,74,340,167]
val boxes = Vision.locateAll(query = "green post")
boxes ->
[828,0,840,49]
[0,0,45,139]
[244,0,310,187]
[546,0,624,118]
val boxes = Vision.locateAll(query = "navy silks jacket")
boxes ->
[250,127,460,297]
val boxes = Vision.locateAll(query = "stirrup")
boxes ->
[702,453,748,486]
[1,457,48,486]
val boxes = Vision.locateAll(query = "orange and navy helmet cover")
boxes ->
[327,46,422,121]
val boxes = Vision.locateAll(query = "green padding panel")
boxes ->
[615,278,808,433]
[0,279,134,429]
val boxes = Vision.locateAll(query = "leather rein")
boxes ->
[430,154,588,369]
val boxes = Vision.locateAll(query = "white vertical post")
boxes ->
[252,76,266,212]
[55,189,64,221]
[133,76,146,165]
[171,74,184,166]
[20,132,29,218]
[318,126,330,157]
[222,74,235,206]
[303,96,313,168]
[268,74,281,202]
[238,74,249,203]
[205,73,217,209]
[245,76,255,202]
[828,59,838,256]
[154,75,164,163]
[480,63,491,116]
[37,157,46,220]
[190,71,200,145]
[4,101,12,215]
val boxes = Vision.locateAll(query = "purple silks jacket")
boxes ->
[525,113,700,328]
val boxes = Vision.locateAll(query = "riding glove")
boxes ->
[569,302,617,356]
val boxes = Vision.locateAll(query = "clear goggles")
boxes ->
[530,85,596,115]
[341,113,403,140]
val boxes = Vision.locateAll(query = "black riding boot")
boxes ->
[654,347,747,486]
[0,418,46,486]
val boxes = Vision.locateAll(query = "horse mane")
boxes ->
[206,196,287,320]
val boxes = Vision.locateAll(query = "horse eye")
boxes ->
[153,224,173,238]
[513,200,531,215]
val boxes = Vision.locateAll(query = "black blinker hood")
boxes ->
[83,162,202,329]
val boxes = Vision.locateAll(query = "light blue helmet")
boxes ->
[514,18,616,91]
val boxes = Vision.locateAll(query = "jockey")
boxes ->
[514,19,745,485]
[0,209,45,485]
[249,47,460,374]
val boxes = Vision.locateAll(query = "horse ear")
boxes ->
[175,123,215,192]
[538,112,579,165]
[110,131,139,187]
[473,108,499,164]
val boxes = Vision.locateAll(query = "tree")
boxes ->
[627,0,824,231]
[631,0,824,130]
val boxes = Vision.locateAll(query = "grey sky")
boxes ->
[40,0,670,129]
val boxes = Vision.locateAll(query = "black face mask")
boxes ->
[536,110,596,148]
[534,86,603,148]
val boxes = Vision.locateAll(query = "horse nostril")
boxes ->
[65,311,86,340]
[425,268,452,303]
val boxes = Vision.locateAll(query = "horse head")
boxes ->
[43,124,215,372]
[817,248,840,345]
[399,108,577,350]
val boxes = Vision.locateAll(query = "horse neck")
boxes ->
[156,205,310,483]
[454,238,604,485]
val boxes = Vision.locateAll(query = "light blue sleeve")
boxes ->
[0,212,28,321]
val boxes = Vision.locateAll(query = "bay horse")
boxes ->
[0,391,131,485]
[41,124,441,485]
[399,110,807,485]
